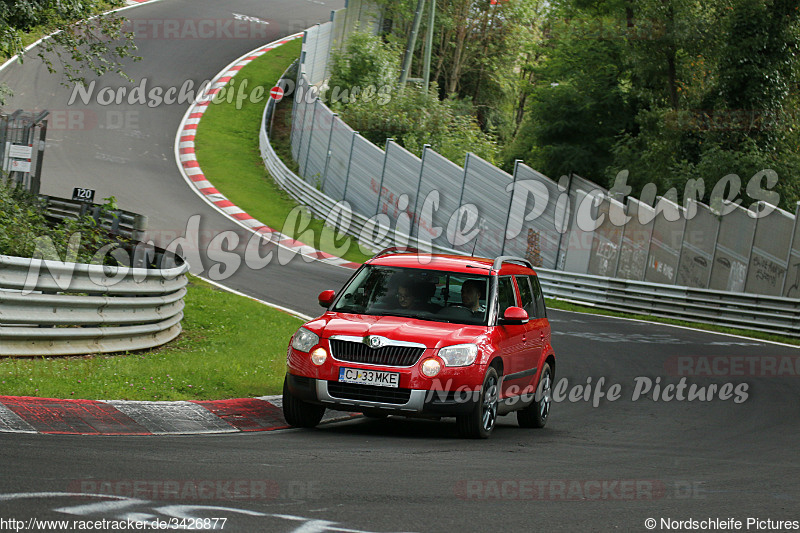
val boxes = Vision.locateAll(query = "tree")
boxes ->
[504,1,634,180]
[374,0,543,143]
[0,0,138,100]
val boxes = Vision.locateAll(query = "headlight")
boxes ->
[291,327,319,353]
[437,344,478,367]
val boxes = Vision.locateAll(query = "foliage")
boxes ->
[374,0,544,143]
[0,0,139,98]
[327,31,499,165]
[335,81,499,165]
[0,179,129,263]
[504,29,633,179]
[327,30,400,95]
[499,0,800,210]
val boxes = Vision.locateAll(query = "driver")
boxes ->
[396,280,416,309]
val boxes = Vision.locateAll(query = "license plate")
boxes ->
[339,367,400,388]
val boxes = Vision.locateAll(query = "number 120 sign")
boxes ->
[72,187,95,202]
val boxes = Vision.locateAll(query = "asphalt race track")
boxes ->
[0,0,352,317]
[1,1,799,532]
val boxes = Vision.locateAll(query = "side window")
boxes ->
[531,275,547,319]
[515,275,537,318]
[497,276,517,316]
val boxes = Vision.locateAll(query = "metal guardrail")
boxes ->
[0,245,188,357]
[536,268,800,338]
[40,196,148,241]
[260,67,461,256]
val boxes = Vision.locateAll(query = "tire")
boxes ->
[517,362,552,429]
[456,367,499,439]
[282,377,325,428]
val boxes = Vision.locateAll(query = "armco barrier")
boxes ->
[261,65,461,256]
[536,268,800,337]
[40,196,148,242]
[0,248,188,356]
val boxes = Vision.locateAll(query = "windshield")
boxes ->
[331,266,491,326]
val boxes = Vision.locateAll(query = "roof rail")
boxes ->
[371,246,421,260]
[492,256,534,271]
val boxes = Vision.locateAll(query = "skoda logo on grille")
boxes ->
[365,335,385,349]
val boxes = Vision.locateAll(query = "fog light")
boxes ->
[421,358,441,377]
[311,347,327,366]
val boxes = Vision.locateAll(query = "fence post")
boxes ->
[554,172,574,271]
[321,113,338,192]
[456,153,469,214]
[374,138,393,216]
[31,115,48,196]
[324,12,336,80]
[781,201,800,297]
[705,208,723,289]
[410,144,431,239]
[500,159,522,257]
[302,98,320,178]
[342,130,358,202]
[310,24,321,84]
[342,0,351,44]
[0,114,8,182]
[292,71,308,167]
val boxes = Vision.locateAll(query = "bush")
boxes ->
[326,31,400,98]
[0,179,130,263]
[325,32,499,166]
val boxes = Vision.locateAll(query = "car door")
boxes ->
[494,275,527,400]
[509,275,544,395]
[531,274,551,358]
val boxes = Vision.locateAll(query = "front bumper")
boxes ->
[286,373,479,416]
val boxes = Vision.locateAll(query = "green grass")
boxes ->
[193,39,371,264]
[0,277,303,400]
[545,298,800,346]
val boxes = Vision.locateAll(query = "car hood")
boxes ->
[309,313,489,350]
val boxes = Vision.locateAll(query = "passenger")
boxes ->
[461,279,486,315]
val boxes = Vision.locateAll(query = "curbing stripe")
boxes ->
[0,403,37,434]
[0,394,359,435]
[0,397,150,435]
[102,401,241,435]
[172,33,361,272]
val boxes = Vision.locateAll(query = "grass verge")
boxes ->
[193,39,372,264]
[0,277,302,400]
[546,298,799,346]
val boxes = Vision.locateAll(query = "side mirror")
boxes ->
[501,306,529,325]
[318,290,335,308]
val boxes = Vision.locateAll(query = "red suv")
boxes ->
[282,249,555,438]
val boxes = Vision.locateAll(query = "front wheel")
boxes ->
[282,377,325,428]
[456,367,499,439]
[517,362,552,428]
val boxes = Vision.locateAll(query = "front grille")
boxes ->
[329,339,425,367]
[327,382,412,405]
